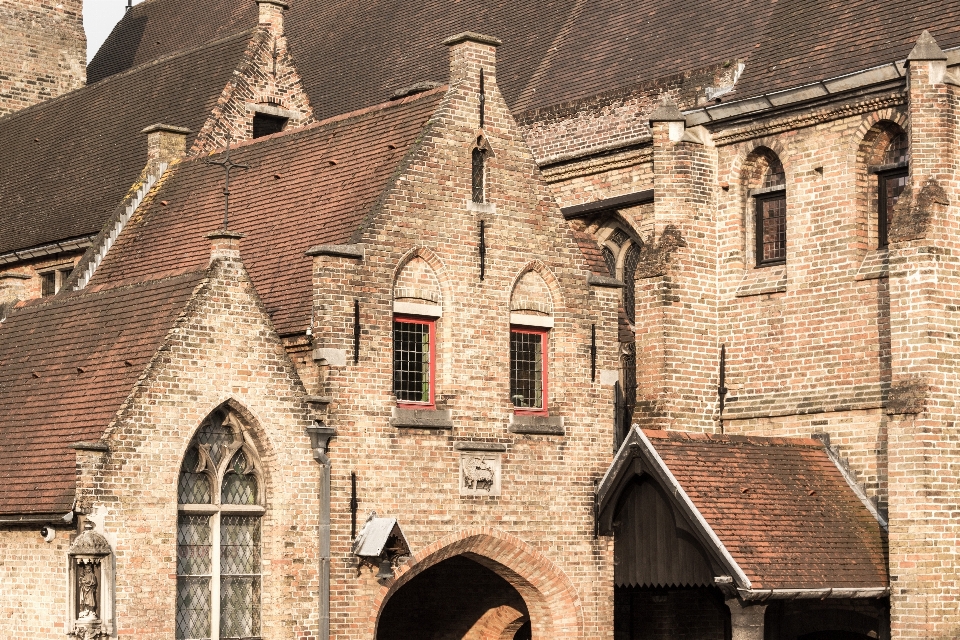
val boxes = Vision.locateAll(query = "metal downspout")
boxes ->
[307,423,336,640]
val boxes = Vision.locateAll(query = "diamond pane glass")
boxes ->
[196,411,234,466]
[220,516,261,575]
[622,244,640,324]
[221,451,257,505]
[176,576,212,640]
[219,576,261,639]
[177,515,212,576]
[602,246,616,278]
[179,448,212,504]
[220,516,261,640]
[393,320,431,403]
[510,330,544,409]
[472,147,485,203]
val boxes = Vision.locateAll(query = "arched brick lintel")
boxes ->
[368,527,584,639]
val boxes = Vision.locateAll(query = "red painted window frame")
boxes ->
[510,326,549,416]
[393,315,436,409]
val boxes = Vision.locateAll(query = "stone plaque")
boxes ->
[459,453,501,497]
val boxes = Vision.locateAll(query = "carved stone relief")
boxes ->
[460,453,501,497]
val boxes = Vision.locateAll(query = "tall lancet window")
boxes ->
[176,408,264,640]
[472,145,486,203]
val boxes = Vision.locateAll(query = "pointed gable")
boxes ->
[86,88,445,336]
[598,428,888,594]
[0,270,207,516]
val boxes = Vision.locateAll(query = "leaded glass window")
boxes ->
[176,409,263,640]
[622,243,640,324]
[878,133,909,248]
[754,155,787,266]
[510,327,547,413]
[472,147,486,203]
[393,316,434,406]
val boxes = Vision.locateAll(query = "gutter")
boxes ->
[684,60,908,127]
[0,509,74,526]
[0,235,97,266]
[738,587,889,601]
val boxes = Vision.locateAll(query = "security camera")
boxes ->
[40,527,55,543]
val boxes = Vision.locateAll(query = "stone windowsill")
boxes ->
[735,264,786,298]
[508,414,565,435]
[390,407,453,429]
[855,248,889,281]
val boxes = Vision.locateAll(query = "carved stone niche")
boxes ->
[459,452,502,497]
[67,525,114,640]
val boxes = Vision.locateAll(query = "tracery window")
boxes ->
[877,133,909,247]
[177,409,264,640]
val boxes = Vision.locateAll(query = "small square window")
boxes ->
[252,113,288,139]
[510,327,548,414]
[39,266,72,297]
[393,316,435,407]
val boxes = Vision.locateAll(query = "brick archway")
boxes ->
[369,527,584,639]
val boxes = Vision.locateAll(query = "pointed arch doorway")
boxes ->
[370,528,583,640]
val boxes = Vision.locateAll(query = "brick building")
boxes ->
[0,1,958,639]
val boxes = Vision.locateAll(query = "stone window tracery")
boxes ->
[176,408,264,640]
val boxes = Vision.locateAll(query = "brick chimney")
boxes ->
[443,32,502,91]
[207,230,245,263]
[257,0,289,37]
[141,124,190,173]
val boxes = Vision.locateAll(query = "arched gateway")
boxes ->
[370,527,583,639]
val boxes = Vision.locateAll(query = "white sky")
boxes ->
[83,0,145,63]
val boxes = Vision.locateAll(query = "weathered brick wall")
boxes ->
[0,0,85,118]
[309,37,620,639]
[0,529,70,637]
[192,3,314,154]
[885,49,960,640]
[0,253,83,303]
[72,254,320,639]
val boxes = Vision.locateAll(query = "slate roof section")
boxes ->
[87,0,257,84]
[642,429,888,590]
[89,0,775,118]
[0,270,207,516]
[0,31,253,256]
[733,0,960,100]
[87,88,446,336]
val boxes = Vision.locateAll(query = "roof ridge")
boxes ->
[13,268,208,312]
[642,429,821,447]
[193,84,449,157]
[0,28,257,128]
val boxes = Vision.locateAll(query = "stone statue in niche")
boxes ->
[77,562,98,619]
[460,453,501,496]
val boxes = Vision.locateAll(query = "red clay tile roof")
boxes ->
[641,429,888,590]
[0,31,253,256]
[87,89,445,336]
[734,1,960,100]
[0,270,207,516]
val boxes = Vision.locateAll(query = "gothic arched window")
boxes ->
[877,132,908,247]
[176,408,264,640]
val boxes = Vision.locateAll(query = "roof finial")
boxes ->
[125,0,132,12]
[204,133,249,231]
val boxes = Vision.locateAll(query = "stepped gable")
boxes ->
[0,31,253,256]
[88,0,776,120]
[644,429,888,590]
[88,88,446,337]
[88,0,256,84]
[0,270,207,516]
[734,0,960,100]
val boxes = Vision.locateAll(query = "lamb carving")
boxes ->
[462,456,495,492]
